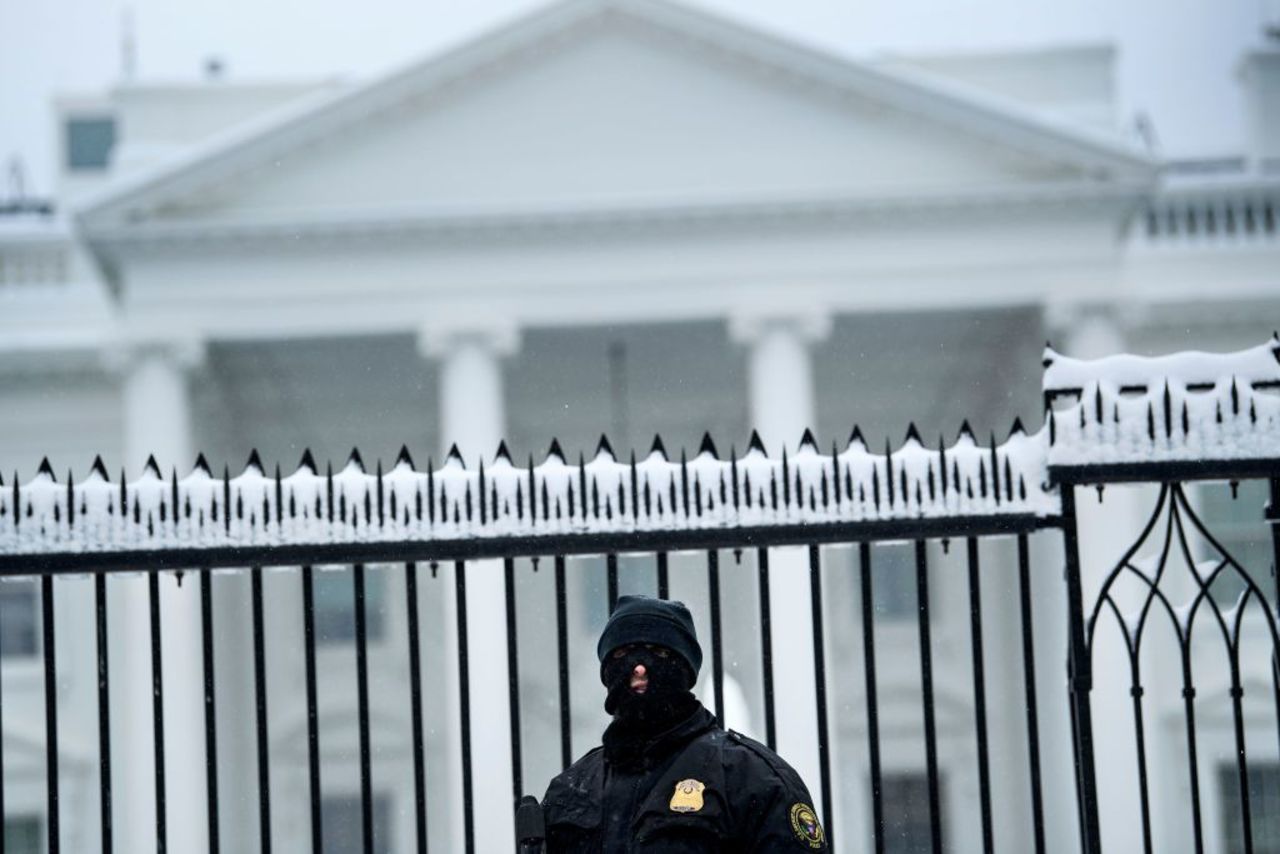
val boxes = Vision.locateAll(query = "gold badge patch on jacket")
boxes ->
[669,779,706,813]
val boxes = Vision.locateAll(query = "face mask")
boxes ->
[601,646,693,720]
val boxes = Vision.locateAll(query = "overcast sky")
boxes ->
[0,0,1270,197]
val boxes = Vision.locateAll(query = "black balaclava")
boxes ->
[597,596,703,735]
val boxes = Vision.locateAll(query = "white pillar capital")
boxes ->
[104,336,206,376]
[416,321,519,361]
[728,310,831,347]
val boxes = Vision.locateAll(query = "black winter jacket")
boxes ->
[541,703,827,852]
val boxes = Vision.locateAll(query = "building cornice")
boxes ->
[83,180,1151,254]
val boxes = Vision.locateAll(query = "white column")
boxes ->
[420,324,518,854]
[1054,307,1152,854]
[117,340,206,854]
[730,312,831,821]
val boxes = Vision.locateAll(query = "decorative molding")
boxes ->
[86,181,1152,255]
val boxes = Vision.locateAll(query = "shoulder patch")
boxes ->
[789,802,826,849]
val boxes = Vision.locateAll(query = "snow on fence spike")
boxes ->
[6,338,1279,559]
[1045,338,1280,467]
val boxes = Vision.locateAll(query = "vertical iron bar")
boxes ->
[0,578,4,854]
[251,567,272,854]
[606,554,619,613]
[455,560,475,854]
[1060,486,1103,854]
[200,570,220,854]
[656,552,669,601]
[1129,654,1154,854]
[966,538,994,854]
[859,543,885,854]
[554,556,571,771]
[1016,534,1047,854]
[915,540,942,854]
[504,558,524,806]
[95,573,113,854]
[1267,477,1280,763]
[1229,664,1254,854]
[301,567,321,854]
[756,548,776,751]
[808,544,834,846]
[1178,652,1205,854]
[707,550,724,728]
[149,570,167,854]
[403,563,428,854]
[42,575,59,854]
[353,564,374,854]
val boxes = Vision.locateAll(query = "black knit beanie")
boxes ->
[597,595,702,680]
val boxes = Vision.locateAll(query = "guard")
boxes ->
[541,595,827,852]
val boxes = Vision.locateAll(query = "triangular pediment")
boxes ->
[81,0,1153,232]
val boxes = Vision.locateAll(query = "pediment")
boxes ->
[81,0,1153,233]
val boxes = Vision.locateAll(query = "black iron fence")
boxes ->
[0,336,1278,854]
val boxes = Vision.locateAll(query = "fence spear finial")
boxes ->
[698,432,718,459]
[596,434,615,460]
[297,449,317,474]
[547,438,566,464]
[445,444,465,469]
[957,420,975,442]
[396,444,416,470]
[746,430,767,456]
[90,455,111,481]
[1009,416,1026,438]
[37,457,56,481]
[903,423,922,446]
[192,453,211,477]
[847,425,866,451]
[494,440,512,466]
[245,449,264,474]
[649,434,668,460]
[143,455,161,479]
[797,428,817,453]
[346,447,366,472]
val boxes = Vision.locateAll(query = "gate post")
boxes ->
[1059,485,1103,854]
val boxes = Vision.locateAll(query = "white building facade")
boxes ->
[1,0,1278,851]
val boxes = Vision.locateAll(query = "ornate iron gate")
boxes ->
[1,336,1277,854]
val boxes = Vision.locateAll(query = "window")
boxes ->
[1219,762,1280,854]
[65,116,116,170]
[0,581,39,658]
[1196,481,1271,607]
[880,772,943,854]
[322,793,391,853]
[4,815,42,853]
[313,568,387,644]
